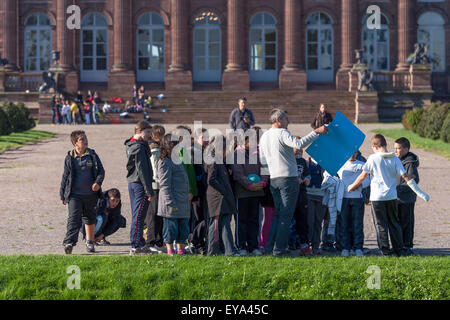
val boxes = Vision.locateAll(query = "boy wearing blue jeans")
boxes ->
[337,151,370,257]
[348,134,429,257]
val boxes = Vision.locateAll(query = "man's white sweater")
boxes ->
[260,128,319,179]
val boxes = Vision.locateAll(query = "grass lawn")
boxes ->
[372,128,450,159]
[0,255,448,300]
[0,130,56,154]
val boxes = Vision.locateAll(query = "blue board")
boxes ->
[305,111,366,176]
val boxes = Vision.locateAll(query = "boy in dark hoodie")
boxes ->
[60,130,105,254]
[394,137,420,255]
[125,120,155,255]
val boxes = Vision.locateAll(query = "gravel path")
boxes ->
[0,123,448,256]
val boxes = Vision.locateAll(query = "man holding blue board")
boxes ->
[259,109,328,256]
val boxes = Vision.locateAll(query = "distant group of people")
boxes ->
[51,90,103,125]
[60,97,429,257]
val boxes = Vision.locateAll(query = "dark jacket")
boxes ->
[296,157,310,207]
[231,148,268,199]
[311,112,333,129]
[205,163,237,218]
[229,108,255,131]
[397,152,420,204]
[124,138,154,198]
[96,191,126,236]
[59,148,105,203]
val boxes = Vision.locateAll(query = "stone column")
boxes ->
[222,0,249,91]
[336,0,358,90]
[56,0,73,71]
[166,0,192,91]
[3,0,18,71]
[279,0,306,90]
[49,0,80,92]
[109,0,135,95]
[396,0,415,71]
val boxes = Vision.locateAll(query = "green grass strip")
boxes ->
[0,255,448,300]
[0,130,56,154]
[372,128,450,159]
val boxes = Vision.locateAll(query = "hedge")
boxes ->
[402,102,450,143]
[0,101,35,134]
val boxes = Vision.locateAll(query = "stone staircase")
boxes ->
[105,90,357,125]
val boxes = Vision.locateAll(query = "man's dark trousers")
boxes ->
[398,203,415,249]
[372,200,404,256]
[236,197,260,252]
[63,194,98,246]
[145,189,163,247]
[129,183,150,249]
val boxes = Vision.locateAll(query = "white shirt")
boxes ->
[363,153,406,201]
[338,160,370,198]
[259,128,318,179]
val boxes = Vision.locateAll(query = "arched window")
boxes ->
[306,12,334,82]
[362,14,390,71]
[137,13,165,82]
[249,12,278,82]
[24,13,52,72]
[81,13,108,82]
[418,12,446,72]
[193,11,221,82]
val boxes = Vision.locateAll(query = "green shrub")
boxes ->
[402,108,424,132]
[1,101,35,133]
[441,112,450,143]
[16,102,36,131]
[0,107,12,135]
[422,102,449,140]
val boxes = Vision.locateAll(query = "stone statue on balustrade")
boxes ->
[407,43,432,65]
[38,71,56,93]
[358,69,377,92]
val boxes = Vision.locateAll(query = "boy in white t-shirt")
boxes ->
[337,150,370,257]
[348,134,429,257]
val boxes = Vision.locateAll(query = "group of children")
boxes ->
[51,90,104,125]
[60,117,429,257]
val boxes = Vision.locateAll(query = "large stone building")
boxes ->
[0,0,449,123]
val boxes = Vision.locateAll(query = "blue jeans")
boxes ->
[266,177,299,255]
[128,183,150,249]
[163,217,189,244]
[339,198,364,250]
[85,113,91,125]
[94,214,107,237]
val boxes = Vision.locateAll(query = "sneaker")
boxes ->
[167,249,175,256]
[349,249,356,256]
[239,249,248,256]
[149,246,163,254]
[96,239,111,246]
[251,249,263,256]
[86,240,95,253]
[355,249,364,257]
[341,249,350,257]
[130,247,143,255]
[406,248,415,256]
[233,253,241,257]
[64,244,73,255]
[177,249,186,255]
[299,246,313,256]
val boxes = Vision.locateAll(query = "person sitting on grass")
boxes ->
[61,130,105,254]
[158,134,191,256]
[81,188,126,245]
[348,134,430,257]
